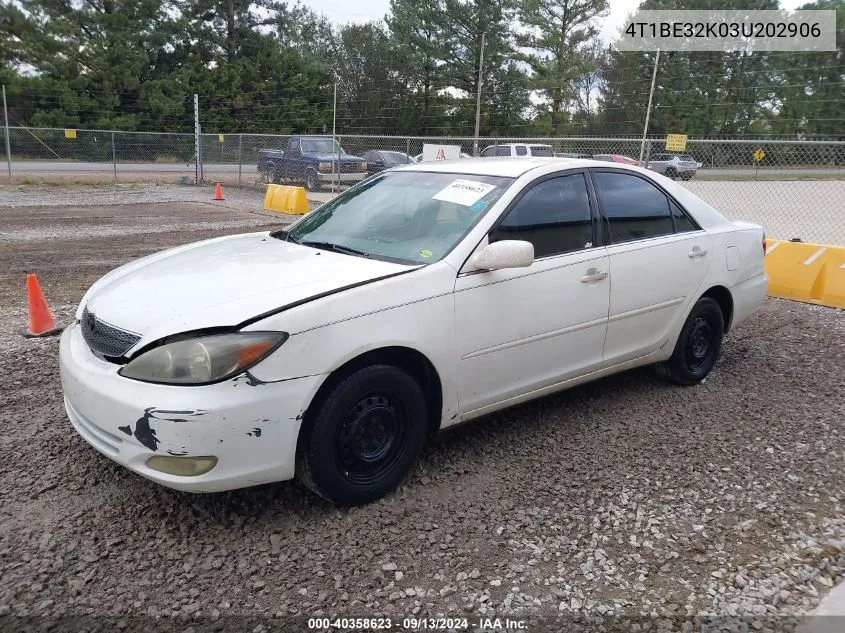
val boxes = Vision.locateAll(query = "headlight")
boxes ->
[119,332,287,385]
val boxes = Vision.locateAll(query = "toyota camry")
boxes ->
[60,158,767,506]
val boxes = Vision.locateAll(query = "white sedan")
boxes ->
[60,158,767,506]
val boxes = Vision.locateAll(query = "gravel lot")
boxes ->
[0,189,843,632]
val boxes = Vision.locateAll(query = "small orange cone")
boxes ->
[24,273,61,337]
[214,182,224,200]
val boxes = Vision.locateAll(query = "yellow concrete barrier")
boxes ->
[263,184,309,215]
[765,239,845,309]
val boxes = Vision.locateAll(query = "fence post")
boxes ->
[335,134,340,193]
[193,93,200,184]
[238,133,243,188]
[2,85,11,182]
[111,131,117,184]
[406,137,411,162]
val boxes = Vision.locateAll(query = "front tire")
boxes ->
[304,169,320,192]
[655,297,724,386]
[296,365,427,506]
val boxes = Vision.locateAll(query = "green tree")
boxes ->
[517,0,608,135]
[438,0,531,137]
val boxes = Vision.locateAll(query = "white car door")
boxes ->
[591,169,712,366]
[454,172,610,414]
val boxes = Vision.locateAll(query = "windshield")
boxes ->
[301,138,342,154]
[287,171,514,264]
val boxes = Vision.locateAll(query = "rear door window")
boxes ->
[529,146,554,157]
[670,200,698,233]
[514,145,528,156]
[594,172,674,243]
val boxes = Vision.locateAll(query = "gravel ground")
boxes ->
[0,197,843,633]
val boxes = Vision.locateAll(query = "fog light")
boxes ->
[145,455,218,476]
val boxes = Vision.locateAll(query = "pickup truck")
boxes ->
[257,136,368,191]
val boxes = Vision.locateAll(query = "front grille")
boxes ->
[80,306,141,358]
[339,162,362,173]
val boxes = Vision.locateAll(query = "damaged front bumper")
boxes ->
[59,322,326,492]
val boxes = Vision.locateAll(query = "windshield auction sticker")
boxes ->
[432,179,497,207]
[615,10,836,52]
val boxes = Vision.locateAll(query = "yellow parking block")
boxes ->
[263,184,309,215]
[765,239,845,309]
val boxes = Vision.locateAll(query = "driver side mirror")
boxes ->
[471,240,534,271]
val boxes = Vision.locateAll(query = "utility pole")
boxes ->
[332,71,338,194]
[638,49,660,165]
[473,32,485,157]
[193,94,200,184]
[2,85,11,181]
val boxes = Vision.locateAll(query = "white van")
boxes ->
[480,143,555,158]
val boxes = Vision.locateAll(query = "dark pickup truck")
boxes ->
[257,136,368,191]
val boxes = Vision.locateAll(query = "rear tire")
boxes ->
[296,365,427,506]
[655,297,724,386]
[665,168,678,179]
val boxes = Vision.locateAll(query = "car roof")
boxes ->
[394,156,638,178]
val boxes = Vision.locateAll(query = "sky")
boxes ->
[302,0,810,41]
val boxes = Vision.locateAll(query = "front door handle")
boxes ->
[688,246,708,259]
[581,268,608,283]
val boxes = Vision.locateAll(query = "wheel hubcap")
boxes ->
[336,394,405,484]
[685,315,713,372]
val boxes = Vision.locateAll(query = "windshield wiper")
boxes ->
[300,240,371,258]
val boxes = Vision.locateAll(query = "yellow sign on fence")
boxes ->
[64,129,77,139]
[218,134,225,143]
[753,148,766,162]
[665,134,687,152]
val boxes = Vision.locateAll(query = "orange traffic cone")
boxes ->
[214,182,224,200]
[24,273,60,337]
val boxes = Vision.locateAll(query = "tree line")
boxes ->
[1,0,842,138]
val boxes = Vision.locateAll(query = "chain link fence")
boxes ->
[3,126,843,245]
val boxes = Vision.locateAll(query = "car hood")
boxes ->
[78,232,415,350]
[307,153,365,162]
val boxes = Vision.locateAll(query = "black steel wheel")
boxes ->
[296,365,427,506]
[335,393,408,486]
[655,297,724,385]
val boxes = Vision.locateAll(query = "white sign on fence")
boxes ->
[422,143,461,162]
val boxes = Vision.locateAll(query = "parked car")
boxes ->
[60,158,767,506]
[555,152,592,159]
[647,153,701,180]
[361,150,416,176]
[481,143,554,157]
[257,136,368,191]
[593,153,640,166]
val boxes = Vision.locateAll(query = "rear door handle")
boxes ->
[581,268,608,283]
[688,246,708,259]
